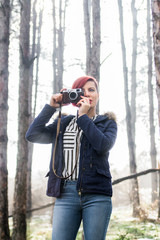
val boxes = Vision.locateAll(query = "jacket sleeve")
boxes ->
[77,114,117,154]
[25,104,58,144]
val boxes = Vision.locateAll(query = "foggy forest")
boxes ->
[1,0,160,239]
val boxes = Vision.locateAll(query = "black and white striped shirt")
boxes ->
[62,115,97,180]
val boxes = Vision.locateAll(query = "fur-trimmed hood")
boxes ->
[103,112,117,123]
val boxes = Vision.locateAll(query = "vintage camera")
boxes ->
[61,88,84,104]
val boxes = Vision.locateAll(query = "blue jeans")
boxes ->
[52,181,112,240]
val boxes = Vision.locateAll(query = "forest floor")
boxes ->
[106,206,160,240]
[10,205,160,240]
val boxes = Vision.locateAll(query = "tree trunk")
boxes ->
[130,0,140,218]
[117,0,140,217]
[52,0,68,93]
[147,0,157,203]
[12,0,31,239]
[83,0,101,113]
[27,0,43,218]
[27,0,37,219]
[83,0,91,75]
[0,1,11,239]
[158,172,160,218]
[91,0,101,81]
[131,0,137,142]
[151,0,160,128]
[151,0,160,217]
[33,2,43,116]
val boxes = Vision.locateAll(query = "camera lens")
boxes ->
[69,91,78,100]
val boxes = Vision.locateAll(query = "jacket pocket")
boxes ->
[96,168,111,179]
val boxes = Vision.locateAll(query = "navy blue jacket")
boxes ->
[26,104,117,197]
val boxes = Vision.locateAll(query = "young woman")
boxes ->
[26,76,117,240]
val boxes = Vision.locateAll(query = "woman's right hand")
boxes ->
[50,93,63,108]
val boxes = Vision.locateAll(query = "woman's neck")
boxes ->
[87,107,96,118]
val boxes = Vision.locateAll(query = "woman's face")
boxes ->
[81,80,99,108]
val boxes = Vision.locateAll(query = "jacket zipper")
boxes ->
[78,140,85,195]
[78,169,83,196]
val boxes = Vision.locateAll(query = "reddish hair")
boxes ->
[72,76,98,90]
[71,76,98,106]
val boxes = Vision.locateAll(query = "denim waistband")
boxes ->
[64,180,77,186]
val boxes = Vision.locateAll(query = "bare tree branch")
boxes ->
[112,168,160,185]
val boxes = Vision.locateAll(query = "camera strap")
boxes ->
[52,105,79,180]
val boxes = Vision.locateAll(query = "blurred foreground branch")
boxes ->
[8,168,160,217]
[9,202,54,218]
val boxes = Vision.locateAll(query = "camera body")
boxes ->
[61,88,84,104]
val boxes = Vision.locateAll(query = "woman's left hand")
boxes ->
[77,96,91,117]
